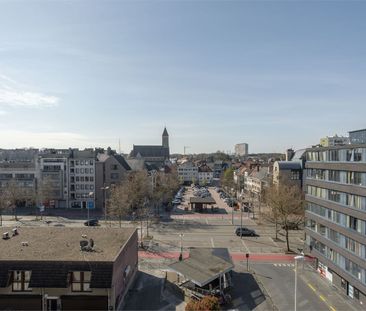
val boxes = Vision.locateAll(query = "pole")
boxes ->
[179,233,183,261]
[294,258,297,311]
[240,206,243,239]
[231,199,234,225]
[104,187,107,224]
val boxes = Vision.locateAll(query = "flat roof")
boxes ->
[169,248,234,287]
[189,197,216,204]
[0,227,136,262]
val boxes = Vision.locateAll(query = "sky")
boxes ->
[0,0,365,154]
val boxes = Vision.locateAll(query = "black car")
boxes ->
[84,219,99,226]
[236,227,256,237]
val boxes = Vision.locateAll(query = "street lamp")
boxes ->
[101,185,110,225]
[87,192,94,226]
[179,233,184,261]
[294,255,304,311]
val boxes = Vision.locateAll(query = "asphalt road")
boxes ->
[251,262,338,311]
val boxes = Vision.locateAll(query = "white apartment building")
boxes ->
[198,164,213,185]
[69,149,96,209]
[178,161,198,184]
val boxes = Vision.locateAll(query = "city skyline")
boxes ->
[0,1,365,154]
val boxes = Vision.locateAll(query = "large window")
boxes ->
[12,271,32,292]
[328,170,340,182]
[329,150,339,161]
[71,271,91,292]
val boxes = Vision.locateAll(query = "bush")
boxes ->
[185,295,220,311]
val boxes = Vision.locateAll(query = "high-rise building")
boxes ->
[304,145,366,304]
[349,129,366,145]
[234,143,249,157]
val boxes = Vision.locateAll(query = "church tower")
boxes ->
[162,127,169,148]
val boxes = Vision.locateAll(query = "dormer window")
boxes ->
[71,271,91,292]
[12,271,32,292]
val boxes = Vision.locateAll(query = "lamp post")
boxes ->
[179,233,184,261]
[294,255,304,311]
[101,185,110,225]
[87,192,94,226]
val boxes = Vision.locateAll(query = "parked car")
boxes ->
[282,222,302,230]
[235,227,256,237]
[84,219,99,226]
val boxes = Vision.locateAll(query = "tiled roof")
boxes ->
[130,145,169,158]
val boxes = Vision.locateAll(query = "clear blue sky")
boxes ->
[0,0,365,154]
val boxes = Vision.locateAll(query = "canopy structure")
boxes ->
[168,248,234,287]
[189,197,216,212]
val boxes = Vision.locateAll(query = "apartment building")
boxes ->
[320,135,349,147]
[197,164,213,185]
[37,149,70,208]
[234,143,249,157]
[95,151,131,209]
[0,227,138,310]
[304,145,366,305]
[69,149,96,209]
[177,161,198,185]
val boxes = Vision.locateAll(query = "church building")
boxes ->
[129,127,170,167]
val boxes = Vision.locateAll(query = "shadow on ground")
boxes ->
[123,271,181,311]
[225,271,267,311]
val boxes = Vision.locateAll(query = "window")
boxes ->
[328,170,340,182]
[111,164,118,170]
[349,216,358,231]
[347,172,362,185]
[346,149,353,161]
[329,150,339,161]
[71,271,91,292]
[328,190,341,202]
[12,271,32,291]
[354,149,362,162]
[111,173,119,180]
[291,171,300,180]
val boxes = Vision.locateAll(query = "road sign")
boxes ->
[87,201,94,209]
[39,205,45,212]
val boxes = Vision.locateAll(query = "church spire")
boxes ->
[162,127,169,148]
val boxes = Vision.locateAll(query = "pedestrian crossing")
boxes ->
[273,263,295,267]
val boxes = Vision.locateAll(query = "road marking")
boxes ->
[210,238,215,247]
[206,218,209,225]
[274,263,278,267]
[329,306,336,311]
[241,239,250,253]
[307,283,316,292]
[319,295,326,302]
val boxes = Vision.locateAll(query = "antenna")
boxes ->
[184,146,190,155]
[118,139,121,154]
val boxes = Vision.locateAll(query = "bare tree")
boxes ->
[108,171,151,244]
[265,183,304,252]
[2,179,28,221]
[0,189,9,226]
[108,178,131,228]
[36,175,56,219]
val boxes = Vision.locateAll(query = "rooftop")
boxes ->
[169,248,234,287]
[0,227,136,262]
